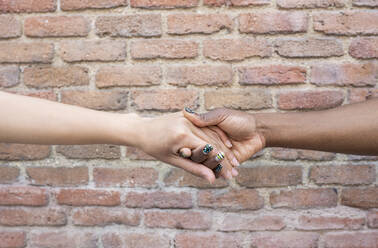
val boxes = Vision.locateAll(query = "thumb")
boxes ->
[183,107,228,127]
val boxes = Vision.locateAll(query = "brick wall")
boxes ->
[0,0,377,247]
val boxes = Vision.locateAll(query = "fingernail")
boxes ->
[213,164,223,174]
[185,107,195,114]
[203,144,213,155]
[215,152,225,162]
[232,157,240,167]
[225,140,232,148]
[232,168,239,177]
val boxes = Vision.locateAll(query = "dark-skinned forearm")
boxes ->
[255,99,378,155]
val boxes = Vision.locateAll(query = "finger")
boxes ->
[191,144,213,163]
[169,156,216,184]
[178,147,192,158]
[208,126,232,148]
[183,107,229,127]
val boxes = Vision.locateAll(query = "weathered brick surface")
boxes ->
[341,187,378,208]
[0,208,66,226]
[25,16,90,37]
[24,66,89,88]
[204,38,272,61]
[0,66,19,88]
[236,166,302,187]
[238,65,306,85]
[2,0,377,246]
[0,16,21,38]
[0,43,54,63]
[96,14,161,37]
[205,89,272,110]
[310,165,375,185]
[313,12,378,35]
[198,189,264,210]
[61,0,127,10]
[0,0,56,13]
[270,188,338,209]
[349,37,378,59]
[96,66,162,88]
[26,166,88,186]
[125,191,193,208]
[167,14,232,34]
[94,167,158,187]
[239,12,308,34]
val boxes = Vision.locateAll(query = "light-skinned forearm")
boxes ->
[0,91,142,146]
[256,99,378,155]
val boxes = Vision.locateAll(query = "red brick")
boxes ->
[0,231,25,248]
[314,12,378,35]
[322,232,378,248]
[164,168,228,188]
[96,14,161,37]
[126,147,155,160]
[250,232,319,248]
[131,0,198,8]
[271,148,335,161]
[310,165,375,185]
[94,167,158,187]
[0,166,19,183]
[298,215,365,230]
[203,38,272,61]
[125,191,193,208]
[277,0,345,8]
[57,145,121,159]
[96,65,162,88]
[0,186,47,206]
[25,16,89,37]
[57,189,120,206]
[0,16,21,38]
[61,90,127,111]
[204,0,270,7]
[0,0,56,13]
[0,66,19,88]
[277,90,344,110]
[60,40,126,62]
[367,211,378,228]
[61,0,127,10]
[220,214,285,231]
[353,0,378,6]
[167,65,232,87]
[20,91,57,101]
[276,38,343,58]
[270,188,338,209]
[175,233,246,248]
[131,39,198,59]
[123,233,170,248]
[26,167,88,186]
[238,65,306,85]
[349,37,378,59]
[236,166,302,187]
[349,88,378,103]
[0,42,54,63]
[145,211,211,229]
[24,66,89,88]
[0,144,50,160]
[239,12,308,34]
[72,208,140,226]
[0,208,66,226]
[102,233,122,248]
[341,187,378,208]
[167,14,232,35]
[29,232,97,248]
[198,189,264,210]
[205,89,272,110]
[311,63,377,87]
[131,89,198,111]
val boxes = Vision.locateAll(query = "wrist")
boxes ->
[111,113,147,148]
[254,113,277,148]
